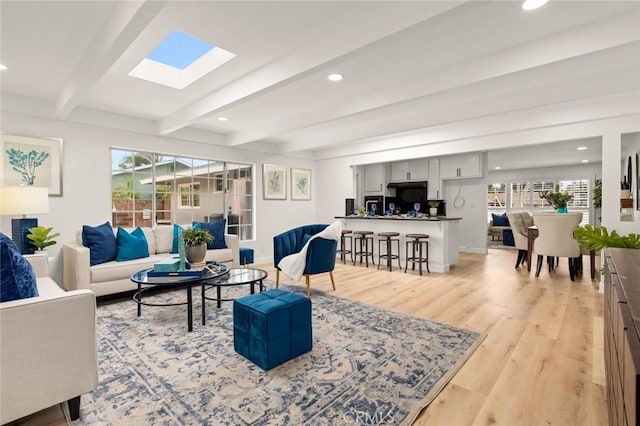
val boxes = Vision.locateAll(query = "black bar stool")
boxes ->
[353,231,375,267]
[338,229,353,264]
[404,233,430,275]
[377,232,401,271]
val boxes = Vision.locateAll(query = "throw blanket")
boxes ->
[278,221,342,281]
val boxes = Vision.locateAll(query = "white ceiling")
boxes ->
[1,1,639,166]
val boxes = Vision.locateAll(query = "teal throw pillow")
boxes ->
[82,221,118,266]
[116,227,150,261]
[0,233,39,302]
[192,220,227,249]
[171,224,183,253]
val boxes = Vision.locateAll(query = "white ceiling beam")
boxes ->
[54,1,168,118]
[155,2,466,135]
[313,89,640,161]
[229,11,640,151]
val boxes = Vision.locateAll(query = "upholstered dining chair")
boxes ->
[273,223,339,297]
[531,213,583,281]
[506,212,533,268]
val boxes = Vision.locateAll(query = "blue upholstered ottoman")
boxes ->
[233,289,312,370]
[239,247,254,266]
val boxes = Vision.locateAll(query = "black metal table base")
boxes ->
[133,282,196,332]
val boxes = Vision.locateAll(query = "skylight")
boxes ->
[129,30,236,90]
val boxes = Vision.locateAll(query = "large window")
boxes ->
[487,178,591,225]
[111,149,254,240]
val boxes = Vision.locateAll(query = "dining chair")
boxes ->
[531,213,582,281]
[506,212,532,268]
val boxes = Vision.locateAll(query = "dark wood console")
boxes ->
[604,247,640,425]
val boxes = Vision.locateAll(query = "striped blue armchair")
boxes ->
[273,224,338,297]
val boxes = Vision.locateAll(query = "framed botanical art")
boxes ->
[262,164,287,200]
[291,167,311,201]
[1,133,63,196]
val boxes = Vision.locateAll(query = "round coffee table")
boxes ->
[131,263,229,332]
[201,268,268,325]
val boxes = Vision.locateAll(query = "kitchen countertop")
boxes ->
[334,215,462,221]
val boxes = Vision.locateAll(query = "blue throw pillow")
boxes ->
[492,213,509,227]
[0,233,39,302]
[171,224,183,253]
[82,221,118,266]
[116,227,150,262]
[192,220,227,250]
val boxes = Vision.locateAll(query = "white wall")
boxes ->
[1,111,319,281]
[443,177,488,253]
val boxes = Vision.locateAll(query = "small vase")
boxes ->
[429,208,438,216]
[556,207,568,214]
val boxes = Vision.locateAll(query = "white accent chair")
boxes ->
[0,253,98,423]
[531,212,583,281]
[506,212,533,268]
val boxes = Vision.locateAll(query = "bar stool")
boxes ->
[377,232,402,271]
[405,233,430,275]
[338,229,353,264]
[352,231,375,267]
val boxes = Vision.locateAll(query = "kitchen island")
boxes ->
[334,215,461,273]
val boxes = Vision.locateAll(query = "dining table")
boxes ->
[526,225,538,272]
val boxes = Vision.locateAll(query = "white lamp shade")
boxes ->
[0,186,49,215]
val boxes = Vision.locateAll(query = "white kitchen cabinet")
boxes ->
[390,158,428,181]
[364,163,384,193]
[428,158,441,199]
[439,153,482,179]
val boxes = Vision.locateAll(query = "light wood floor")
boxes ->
[11,249,607,425]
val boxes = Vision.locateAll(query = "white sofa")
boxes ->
[0,253,98,424]
[63,225,240,297]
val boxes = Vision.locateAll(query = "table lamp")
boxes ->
[0,186,49,254]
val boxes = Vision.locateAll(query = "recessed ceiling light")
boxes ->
[581,160,589,163]
[522,0,548,10]
[328,73,343,82]
[217,116,229,122]
[577,146,587,151]
[0,64,7,71]
[494,166,501,170]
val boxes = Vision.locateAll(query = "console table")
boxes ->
[604,247,640,425]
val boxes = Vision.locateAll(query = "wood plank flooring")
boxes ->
[10,249,607,425]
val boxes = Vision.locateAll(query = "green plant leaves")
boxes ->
[26,226,60,250]
[574,225,640,251]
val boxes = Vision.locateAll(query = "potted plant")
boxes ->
[574,225,640,251]
[357,205,366,216]
[428,200,440,217]
[539,184,574,213]
[26,226,60,251]
[181,228,213,264]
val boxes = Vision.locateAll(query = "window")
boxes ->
[179,183,200,208]
[111,149,254,240]
[487,183,506,208]
[500,178,590,225]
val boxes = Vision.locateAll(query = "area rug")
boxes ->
[75,283,485,425]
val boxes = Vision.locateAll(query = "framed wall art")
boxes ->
[291,168,311,201]
[1,133,63,196]
[262,164,287,200]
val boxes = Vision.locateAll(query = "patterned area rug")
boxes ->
[76,282,485,425]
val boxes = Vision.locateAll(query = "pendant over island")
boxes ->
[334,215,461,273]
